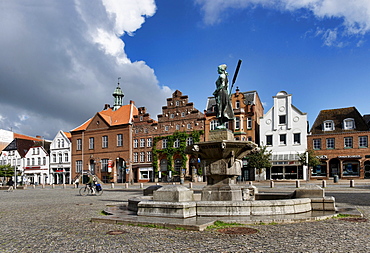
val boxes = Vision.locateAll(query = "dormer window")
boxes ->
[323,120,335,131]
[343,118,355,130]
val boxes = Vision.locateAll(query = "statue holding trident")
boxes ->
[213,60,242,128]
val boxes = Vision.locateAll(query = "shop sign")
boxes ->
[338,155,361,159]
[317,155,328,160]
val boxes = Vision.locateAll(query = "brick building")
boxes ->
[308,107,370,179]
[147,90,205,182]
[70,84,137,183]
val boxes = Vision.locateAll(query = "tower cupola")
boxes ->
[113,77,124,111]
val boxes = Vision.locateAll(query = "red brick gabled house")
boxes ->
[71,84,138,183]
[308,107,370,179]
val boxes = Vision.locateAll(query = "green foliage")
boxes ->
[298,149,320,168]
[245,145,272,174]
[152,130,204,176]
[0,165,15,177]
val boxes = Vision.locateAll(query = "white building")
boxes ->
[24,146,50,185]
[49,131,72,184]
[260,91,308,180]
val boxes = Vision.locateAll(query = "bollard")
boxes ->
[125,183,129,189]
[322,180,326,188]
[63,184,66,189]
[33,185,36,189]
[350,180,354,188]
[333,175,339,183]
[296,180,300,188]
[270,180,274,188]
[42,184,45,189]
[156,182,159,186]
[172,182,176,185]
[248,181,253,186]
[52,184,55,189]
[111,183,115,189]
[140,183,144,189]
[189,182,193,189]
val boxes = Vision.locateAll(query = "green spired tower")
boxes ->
[113,77,124,111]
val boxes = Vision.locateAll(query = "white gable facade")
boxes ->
[24,146,50,185]
[260,91,308,180]
[50,131,71,184]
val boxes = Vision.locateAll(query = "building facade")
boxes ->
[23,146,50,185]
[308,107,370,179]
[260,91,308,180]
[50,131,72,184]
[71,84,137,183]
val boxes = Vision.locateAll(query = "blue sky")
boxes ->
[1,0,370,139]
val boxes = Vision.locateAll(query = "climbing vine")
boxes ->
[152,130,204,177]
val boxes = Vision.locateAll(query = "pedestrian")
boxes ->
[74,177,80,188]
[6,179,14,192]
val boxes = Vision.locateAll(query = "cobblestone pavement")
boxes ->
[1,183,370,252]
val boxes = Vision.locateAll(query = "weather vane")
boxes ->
[118,77,121,85]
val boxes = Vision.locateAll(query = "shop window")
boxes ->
[312,164,327,177]
[343,161,359,176]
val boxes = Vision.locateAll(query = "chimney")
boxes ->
[104,104,110,110]
[130,100,135,105]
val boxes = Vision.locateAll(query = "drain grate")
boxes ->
[339,217,368,222]
[217,227,258,235]
[106,230,129,235]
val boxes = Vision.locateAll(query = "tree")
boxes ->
[298,149,320,180]
[297,149,320,168]
[0,164,15,178]
[245,145,272,181]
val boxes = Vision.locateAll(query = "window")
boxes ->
[186,137,193,146]
[165,126,169,131]
[279,115,286,124]
[147,151,152,162]
[27,158,30,166]
[247,117,252,129]
[343,118,355,130]
[89,137,94,149]
[101,159,109,172]
[174,139,180,148]
[235,100,240,109]
[61,139,64,148]
[57,140,60,148]
[210,120,219,130]
[326,138,335,149]
[343,161,359,176]
[59,153,62,163]
[31,158,35,166]
[176,124,180,130]
[43,157,46,165]
[52,154,56,163]
[170,114,174,119]
[235,117,240,130]
[76,160,82,173]
[176,101,180,106]
[187,124,191,129]
[344,137,353,148]
[38,157,41,165]
[140,138,145,147]
[102,136,108,148]
[77,139,82,151]
[140,116,143,121]
[181,112,185,117]
[359,136,368,148]
[133,152,138,163]
[117,134,123,147]
[293,133,301,144]
[313,139,321,150]
[174,158,182,172]
[134,139,138,148]
[266,135,273,146]
[64,153,69,162]
[140,152,145,162]
[323,120,335,131]
[162,139,168,149]
[279,134,286,145]
[147,138,152,147]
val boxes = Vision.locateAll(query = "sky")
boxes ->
[1,0,370,140]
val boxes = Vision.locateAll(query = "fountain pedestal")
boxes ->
[187,129,258,201]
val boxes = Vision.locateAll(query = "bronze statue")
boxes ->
[213,64,235,128]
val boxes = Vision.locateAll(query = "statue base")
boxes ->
[209,128,234,141]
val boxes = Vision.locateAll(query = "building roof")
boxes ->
[13,133,44,142]
[3,138,36,157]
[71,103,138,132]
[310,107,369,134]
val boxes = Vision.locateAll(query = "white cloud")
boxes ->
[195,0,370,44]
[0,0,172,139]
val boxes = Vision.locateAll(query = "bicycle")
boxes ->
[79,183,103,196]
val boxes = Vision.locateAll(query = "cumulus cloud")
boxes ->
[0,0,172,139]
[195,0,370,45]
